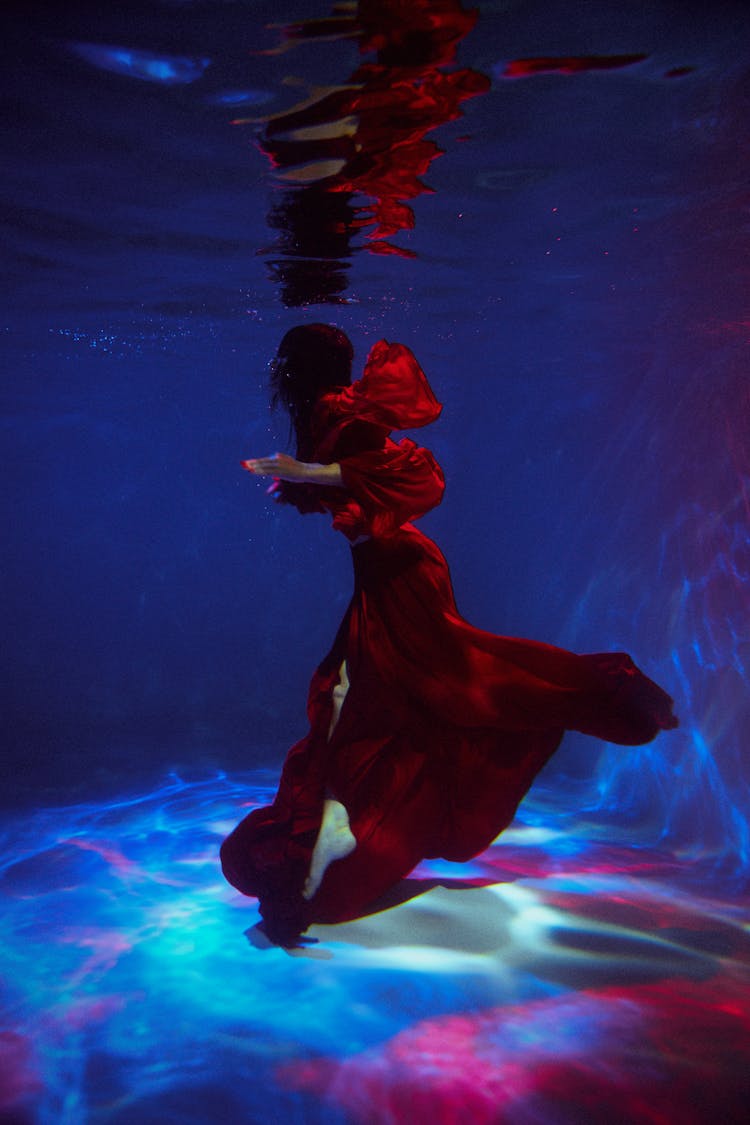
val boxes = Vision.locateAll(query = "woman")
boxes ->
[220,324,677,945]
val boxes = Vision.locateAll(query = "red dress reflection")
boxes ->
[220,343,678,943]
[245,0,490,303]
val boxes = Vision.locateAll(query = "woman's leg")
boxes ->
[328,657,350,739]
[304,660,357,901]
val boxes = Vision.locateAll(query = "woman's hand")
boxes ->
[242,453,308,482]
[241,453,343,487]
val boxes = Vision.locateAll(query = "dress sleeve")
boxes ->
[323,340,442,433]
[335,438,445,538]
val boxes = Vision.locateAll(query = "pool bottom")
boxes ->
[1,771,748,1124]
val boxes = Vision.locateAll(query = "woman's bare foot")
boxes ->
[303,798,356,901]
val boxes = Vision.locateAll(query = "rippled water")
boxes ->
[2,1,749,1120]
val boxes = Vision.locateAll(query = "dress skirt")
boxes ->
[220,524,676,943]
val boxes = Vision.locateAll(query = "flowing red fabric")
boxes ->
[221,342,677,943]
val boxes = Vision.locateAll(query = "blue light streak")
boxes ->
[69,43,211,85]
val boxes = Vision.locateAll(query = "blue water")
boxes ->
[2,1,749,1120]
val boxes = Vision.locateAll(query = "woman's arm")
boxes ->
[241,453,343,487]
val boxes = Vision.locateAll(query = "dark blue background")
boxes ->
[2,0,748,873]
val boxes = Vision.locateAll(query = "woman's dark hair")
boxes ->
[270,324,353,458]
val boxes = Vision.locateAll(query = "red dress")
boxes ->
[220,341,677,943]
